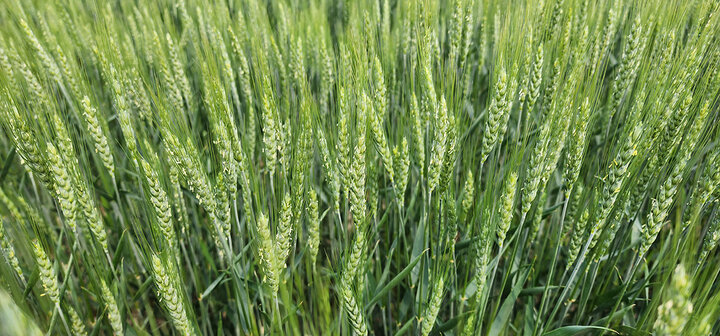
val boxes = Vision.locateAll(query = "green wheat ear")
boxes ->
[275,191,294,271]
[461,169,475,219]
[46,142,78,233]
[497,172,518,249]
[256,212,279,298]
[141,158,179,260]
[654,264,693,335]
[393,136,410,202]
[151,254,195,336]
[306,188,320,267]
[481,65,510,165]
[80,96,114,176]
[0,218,24,284]
[421,274,445,336]
[32,240,59,307]
[66,305,87,336]
[428,96,449,196]
[99,279,123,336]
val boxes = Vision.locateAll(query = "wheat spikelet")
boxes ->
[20,19,62,85]
[341,283,367,335]
[2,106,53,191]
[80,96,115,176]
[261,77,279,179]
[373,56,388,120]
[563,98,591,194]
[657,92,691,165]
[317,128,341,211]
[75,178,109,253]
[464,206,494,335]
[166,33,193,111]
[596,8,619,70]
[290,36,305,91]
[151,254,194,336]
[141,158,178,258]
[444,189,459,254]
[168,136,217,216]
[343,226,366,292]
[350,94,368,226]
[567,208,590,267]
[530,190,547,243]
[319,34,334,113]
[337,86,351,170]
[166,135,225,258]
[369,94,395,186]
[539,98,573,192]
[463,241,489,335]
[428,96,448,195]
[0,219,24,283]
[699,213,720,268]
[15,57,52,110]
[608,16,644,115]
[367,158,379,222]
[641,101,708,256]
[49,111,81,184]
[541,59,560,119]
[421,275,445,336]
[447,0,464,64]
[410,94,425,177]
[564,183,584,236]
[682,148,720,232]
[439,109,458,196]
[65,304,87,336]
[291,114,312,234]
[47,142,78,232]
[229,28,253,108]
[149,33,184,115]
[497,172,518,249]
[341,101,370,304]
[306,189,320,266]
[168,163,189,235]
[589,124,643,253]
[481,66,510,164]
[232,126,253,207]
[104,64,139,160]
[210,116,235,236]
[462,170,475,220]
[654,264,692,335]
[393,137,410,200]
[421,35,438,119]
[127,68,152,120]
[213,29,240,116]
[459,0,474,79]
[256,212,278,297]
[522,114,552,218]
[275,192,294,270]
[54,45,81,101]
[99,279,123,336]
[32,240,59,306]
[0,44,18,92]
[245,96,257,153]
[0,189,22,227]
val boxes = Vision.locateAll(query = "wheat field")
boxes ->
[0,0,719,335]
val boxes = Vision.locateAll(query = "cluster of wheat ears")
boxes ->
[0,0,719,335]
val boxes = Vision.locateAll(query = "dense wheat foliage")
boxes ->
[0,0,719,335]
